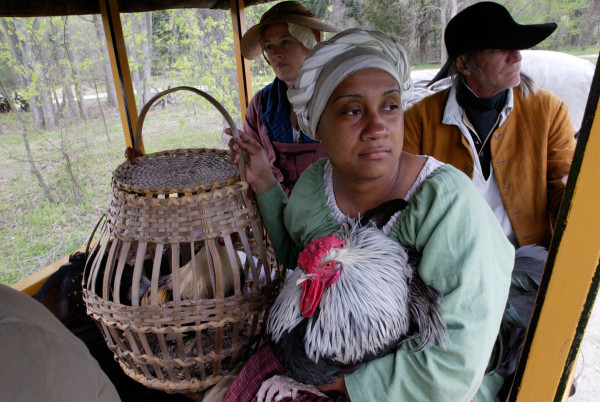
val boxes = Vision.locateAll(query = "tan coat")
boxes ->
[404,87,576,247]
[0,284,120,401]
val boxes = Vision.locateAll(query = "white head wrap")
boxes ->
[287,28,413,140]
[287,22,318,51]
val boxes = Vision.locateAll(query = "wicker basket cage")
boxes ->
[82,87,284,395]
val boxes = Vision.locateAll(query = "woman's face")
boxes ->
[316,69,404,182]
[262,23,310,86]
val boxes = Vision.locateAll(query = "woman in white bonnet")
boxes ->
[239,1,339,196]
[227,28,513,402]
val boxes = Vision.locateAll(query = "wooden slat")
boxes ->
[230,0,253,119]
[512,55,600,400]
[99,0,141,152]
[10,246,85,296]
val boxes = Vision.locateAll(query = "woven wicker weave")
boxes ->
[82,87,284,396]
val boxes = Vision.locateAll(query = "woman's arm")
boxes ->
[255,183,301,269]
[244,92,285,186]
[345,165,514,401]
[256,159,338,268]
[227,129,300,268]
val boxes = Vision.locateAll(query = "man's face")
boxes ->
[457,49,522,98]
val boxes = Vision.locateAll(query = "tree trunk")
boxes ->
[439,0,448,65]
[14,18,57,129]
[1,19,44,127]
[141,12,154,105]
[438,0,458,66]
[0,78,55,203]
[63,16,89,120]
[53,88,66,115]
[131,69,142,109]
[93,14,118,108]
[63,84,78,117]
[60,147,82,205]
[32,18,58,128]
[124,14,144,109]
[0,19,28,90]
[48,19,74,118]
[123,13,154,107]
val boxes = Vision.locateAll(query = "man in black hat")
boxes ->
[403,1,576,400]
[404,1,575,251]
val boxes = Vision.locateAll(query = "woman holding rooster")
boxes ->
[226,29,513,402]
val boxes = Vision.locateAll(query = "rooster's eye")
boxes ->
[324,261,333,268]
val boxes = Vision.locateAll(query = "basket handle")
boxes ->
[133,86,246,181]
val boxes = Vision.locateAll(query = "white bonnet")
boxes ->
[287,22,318,52]
[287,29,413,140]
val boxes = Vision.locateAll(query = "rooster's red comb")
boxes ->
[298,234,345,273]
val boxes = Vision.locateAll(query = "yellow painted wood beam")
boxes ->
[99,0,142,153]
[512,60,600,400]
[12,246,86,296]
[230,0,253,120]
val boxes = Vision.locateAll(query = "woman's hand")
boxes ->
[226,128,277,195]
[316,376,347,394]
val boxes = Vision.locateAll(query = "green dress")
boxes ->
[256,158,514,401]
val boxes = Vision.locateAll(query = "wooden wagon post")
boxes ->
[99,0,142,153]
[511,54,600,400]
[230,0,253,120]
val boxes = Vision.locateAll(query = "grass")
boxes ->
[554,45,599,65]
[0,94,228,285]
[412,63,442,71]
[562,44,599,56]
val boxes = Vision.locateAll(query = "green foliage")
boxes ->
[149,9,241,121]
[152,10,184,72]
[341,0,365,26]
[361,0,441,63]
[0,45,19,87]
[362,0,403,34]
[302,0,331,19]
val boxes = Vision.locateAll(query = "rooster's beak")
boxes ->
[296,273,314,286]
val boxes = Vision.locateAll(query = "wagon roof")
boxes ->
[0,0,270,17]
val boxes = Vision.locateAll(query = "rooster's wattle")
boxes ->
[265,221,448,388]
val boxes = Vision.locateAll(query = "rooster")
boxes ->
[263,220,448,395]
[140,239,243,305]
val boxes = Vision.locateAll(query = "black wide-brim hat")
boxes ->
[428,1,557,86]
